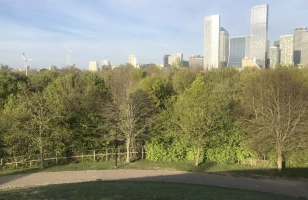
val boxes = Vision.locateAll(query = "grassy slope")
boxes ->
[1,160,307,181]
[0,181,298,200]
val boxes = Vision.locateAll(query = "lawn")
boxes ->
[0,181,298,200]
[1,160,307,181]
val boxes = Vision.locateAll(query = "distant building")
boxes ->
[242,57,260,69]
[250,4,269,68]
[164,53,183,67]
[302,32,308,67]
[89,61,99,72]
[48,65,58,71]
[269,46,280,68]
[102,60,111,69]
[274,40,280,48]
[293,27,308,66]
[228,36,247,68]
[189,55,204,68]
[129,55,137,68]
[220,27,229,67]
[204,15,220,70]
[245,35,251,58]
[183,60,189,67]
[280,35,294,66]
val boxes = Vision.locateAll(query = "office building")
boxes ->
[293,27,308,66]
[269,46,280,68]
[220,27,229,67]
[89,61,99,72]
[250,4,269,68]
[102,60,111,70]
[274,40,280,48]
[204,15,220,70]
[129,55,137,68]
[228,36,247,68]
[189,55,204,68]
[245,35,251,58]
[302,32,308,67]
[164,53,183,67]
[48,65,58,71]
[242,58,260,69]
[280,35,294,66]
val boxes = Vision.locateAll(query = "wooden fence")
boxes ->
[0,147,146,168]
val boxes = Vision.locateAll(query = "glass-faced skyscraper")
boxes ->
[228,36,247,68]
[204,15,220,70]
[250,4,269,68]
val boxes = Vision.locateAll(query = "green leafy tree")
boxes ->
[243,68,308,172]
[174,75,231,166]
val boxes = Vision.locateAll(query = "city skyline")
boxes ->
[1,0,308,69]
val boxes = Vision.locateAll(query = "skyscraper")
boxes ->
[204,15,220,70]
[89,61,99,72]
[228,36,247,68]
[293,27,308,66]
[220,27,229,67]
[129,55,137,68]
[302,32,308,66]
[269,46,280,68]
[280,35,294,66]
[250,4,269,68]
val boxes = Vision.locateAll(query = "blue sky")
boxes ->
[0,0,307,69]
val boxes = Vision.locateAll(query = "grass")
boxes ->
[1,160,308,181]
[0,181,299,200]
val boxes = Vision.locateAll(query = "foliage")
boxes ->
[0,67,307,171]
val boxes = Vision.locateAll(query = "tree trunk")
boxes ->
[40,145,44,169]
[126,138,131,163]
[195,145,200,167]
[277,147,283,172]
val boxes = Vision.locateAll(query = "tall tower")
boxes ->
[219,27,229,67]
[129,55,137,68]
[250,4,269,68]
[280,35,294,66]
[293,27,308,66]
[228,36,247,68]
[269,46,280,68]
[204,15,220,70]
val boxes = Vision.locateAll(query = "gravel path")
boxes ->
[0,170,307,198]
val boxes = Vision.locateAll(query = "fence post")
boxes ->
[56,153,58,164]
[93,150,96,162]
[0,158,2,167]
[82,152,84,161]
[141,146,144,160]
[30,160,32,166]
[106,149,108,161]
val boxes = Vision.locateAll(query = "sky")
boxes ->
[0,0,308,70]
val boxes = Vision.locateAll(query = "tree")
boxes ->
[118,89,154,163]
[172,68,197,94]
[173,76,231,166]
[243,68,308,172]
[2,92,58,169]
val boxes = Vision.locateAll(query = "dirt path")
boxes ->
[0,170,307,198]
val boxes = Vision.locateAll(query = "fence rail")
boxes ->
[0,147,145,168]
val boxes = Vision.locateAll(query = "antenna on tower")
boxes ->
[66,44,72,66]
[21,53,32,76]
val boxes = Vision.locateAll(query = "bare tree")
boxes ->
[243,68,308,172]
[118,90,153,163]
